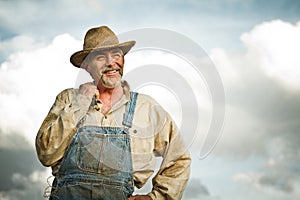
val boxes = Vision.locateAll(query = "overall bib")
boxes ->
[50,92,138,200]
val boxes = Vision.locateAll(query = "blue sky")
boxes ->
[1,0,300,199]
[1,0,300,51]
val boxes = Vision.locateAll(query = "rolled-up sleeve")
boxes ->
[148,110,191,200]
[35,88,91,167]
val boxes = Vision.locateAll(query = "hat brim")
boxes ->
[70,40,136,68]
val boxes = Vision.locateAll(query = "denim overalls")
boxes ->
[50,92,138,200]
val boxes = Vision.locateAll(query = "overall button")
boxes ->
[93,104,100,111]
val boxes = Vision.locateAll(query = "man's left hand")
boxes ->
[128,195,152,200]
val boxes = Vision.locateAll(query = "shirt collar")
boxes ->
[108,80,131,113]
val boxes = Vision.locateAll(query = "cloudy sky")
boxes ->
[1,0,300,199]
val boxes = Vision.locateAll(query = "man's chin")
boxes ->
[101,79,122,89]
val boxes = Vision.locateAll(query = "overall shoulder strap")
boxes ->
[122,92,138,128]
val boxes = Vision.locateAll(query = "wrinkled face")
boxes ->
[84,48,124,89]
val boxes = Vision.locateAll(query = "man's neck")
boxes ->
[98,84,124,114]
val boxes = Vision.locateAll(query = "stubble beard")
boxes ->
[101,75,122,88]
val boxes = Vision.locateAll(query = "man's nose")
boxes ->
[105,53,115,66]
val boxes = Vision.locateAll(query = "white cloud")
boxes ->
[210,48,240,86]
[233,171,262,190]
[209,19,300,156]
[210,19,300,198]
[252,136,299,193]
[0,35,44,61]
[0,33,81,147]
[240,20,300,89]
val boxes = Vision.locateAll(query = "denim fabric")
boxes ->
[50,92,138,200]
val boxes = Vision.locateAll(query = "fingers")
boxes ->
[79,82,99,99]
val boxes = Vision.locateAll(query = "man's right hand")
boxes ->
[78,82,99,99]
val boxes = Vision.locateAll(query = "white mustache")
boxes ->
[101,65,122,74]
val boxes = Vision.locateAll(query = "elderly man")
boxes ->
[36,26,191,200]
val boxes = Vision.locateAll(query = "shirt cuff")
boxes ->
[148,189,164,200]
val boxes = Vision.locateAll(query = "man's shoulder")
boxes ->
[133,92,166,114]
[134,92,158,105]
[55,88,78,101]
[57,88,77,96]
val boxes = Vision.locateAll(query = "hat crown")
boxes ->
[83,26,119,49]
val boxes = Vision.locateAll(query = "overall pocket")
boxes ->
[100,135,130,173]
[76,131,130,174]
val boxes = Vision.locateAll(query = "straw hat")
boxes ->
[70,26,136,67]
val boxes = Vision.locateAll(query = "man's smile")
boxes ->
[102,68,121,76]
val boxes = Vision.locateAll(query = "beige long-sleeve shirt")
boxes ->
[36,87,191,200]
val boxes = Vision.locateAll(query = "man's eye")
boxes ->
[112,53,121,58]
[96,55,105,60]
